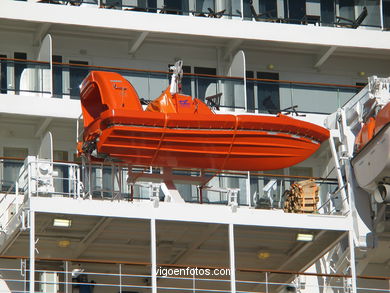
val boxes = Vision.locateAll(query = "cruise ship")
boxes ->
[0,0,390,292]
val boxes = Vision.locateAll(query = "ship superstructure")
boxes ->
[0,0,390,292]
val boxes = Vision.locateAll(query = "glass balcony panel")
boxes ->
[383,0,390,29]
[357,0,381,28]
[290,84,338,114]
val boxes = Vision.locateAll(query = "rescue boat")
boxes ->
[352,100,390,203]
[79,62,329,171]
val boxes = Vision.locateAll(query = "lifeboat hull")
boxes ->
[352,123,390,192]
[89,109,328,171]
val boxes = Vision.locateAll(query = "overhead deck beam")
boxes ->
[72,217,112,258]
[33,23,51,46]
[314,46,337,69]
[128,31,148,56]
[223,39,243,60]
[34,117,52,138]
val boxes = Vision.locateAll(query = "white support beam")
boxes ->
[223,39,243,60]
[33,23,51,46]
[314,46,337,69]
[151,218,157,293]
[29,210,35,293]
[72,217,112,258]
[349,230,357,293]
[128,31,149,56]
[229,223,236,293]
[34,117,52,138]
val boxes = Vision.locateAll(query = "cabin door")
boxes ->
[52,55,63,98]
[383,0,390,29]
[0,54,6,94]
[69,60,89,100]
[256,72,280,114]
[286,0,306,22]
[194,67,217,101]
[14,52,27,95]
[320,0,335,25]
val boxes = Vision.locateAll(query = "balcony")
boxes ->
[0,157,341,216]
[29,0,389,30]
[0,57,361,115]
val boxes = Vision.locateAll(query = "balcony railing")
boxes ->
[1,255,390,293]
[0,158,341,216]
[30,0,389,30]
[0,58,362,115]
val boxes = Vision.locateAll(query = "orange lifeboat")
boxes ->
[79,70,329,171]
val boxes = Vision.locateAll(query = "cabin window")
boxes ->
[383,0,390,29]
[246,71,255,112]
[14,52,27,95]
[320,0,335,25]
[259,0,278,17]
[196,0,215,14]
[2,147,28,192]
[102,0,123,9]
[54,150,69,194]
[0,54,6,94]
[164,0,189,14]
[52,55,63,98]
[256,72,280,114]
[69,60,89,100]
[285,0,306,22]
[194,67,217,101]
[338,0,355,20]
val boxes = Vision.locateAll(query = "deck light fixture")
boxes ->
[53,219,72,228]
[296,233,314,242]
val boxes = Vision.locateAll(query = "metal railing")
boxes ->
[1,255,390,292]
[0,58,362,114]
[31,0,386,30]
[0,157,343,215]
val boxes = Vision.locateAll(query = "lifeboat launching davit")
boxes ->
[78,61,329,171]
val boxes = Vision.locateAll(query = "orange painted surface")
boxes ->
[355,103,390,153]
[80,71,330,171]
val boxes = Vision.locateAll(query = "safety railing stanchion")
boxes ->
[65,260,69,293]
[119,263,122,293]
[266,271,269,293]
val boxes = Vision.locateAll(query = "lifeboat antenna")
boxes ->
[169,60,183,95]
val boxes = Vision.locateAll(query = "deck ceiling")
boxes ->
[1,212,345,291]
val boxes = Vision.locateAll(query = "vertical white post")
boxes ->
[380,0,384,30]
[29,210,35,293]
[246,171,251,207]
[151,218,157,293]
[229,223,236,293]
[65,261,69,293]
[240,0,244,20]
[119,263,122,293]
[348,230,357,293]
